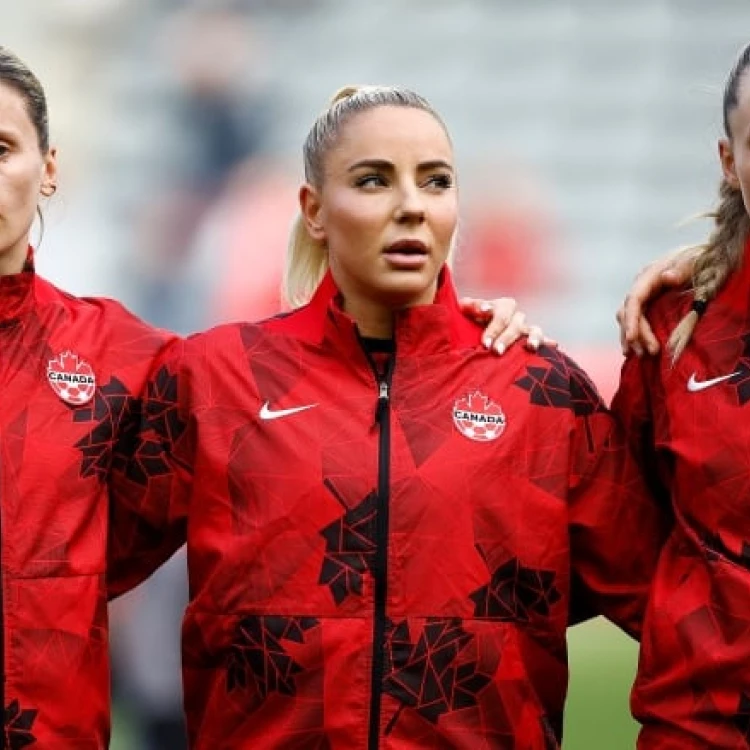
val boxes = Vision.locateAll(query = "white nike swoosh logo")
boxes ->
[259,401,317,421]
[687,372,739,393]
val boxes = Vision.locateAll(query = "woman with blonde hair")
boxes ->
[109,83,665,749]
[0,45,525,749]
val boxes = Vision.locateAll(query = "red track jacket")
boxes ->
[110,269,665,749]
[613,239,750,750]
[0,254,172,748]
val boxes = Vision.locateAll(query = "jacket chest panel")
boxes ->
[0,330,115,576]
[191,359,571,618]
[658,336,750,552]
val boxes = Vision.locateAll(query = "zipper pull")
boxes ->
[375,379,389,424]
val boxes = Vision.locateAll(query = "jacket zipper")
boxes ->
[366,352,394,750]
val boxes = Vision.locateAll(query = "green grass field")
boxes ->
[565,617,640,748]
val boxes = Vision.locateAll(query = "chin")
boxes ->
[373,274,438,309]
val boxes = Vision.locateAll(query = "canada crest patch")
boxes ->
[47,351,97,406]
[453,391,506,442]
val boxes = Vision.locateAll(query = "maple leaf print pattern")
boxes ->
[120,365,188,485]
[515,346,606,451]
[382,618,492,734]
[73,377,137,480]
[226,615,319,700]
[318,480,378,604]
[3,700,37,750]
[469,552,562,621]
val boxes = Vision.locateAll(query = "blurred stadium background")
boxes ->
[6,1,750,747]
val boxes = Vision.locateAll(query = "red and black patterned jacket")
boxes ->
[110,268,665,749]
[0,254,173,749]
[612,239,750,750]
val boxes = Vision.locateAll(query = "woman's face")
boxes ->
[0,81,56,275]
[300,105,457,321]
[720,70,750,214]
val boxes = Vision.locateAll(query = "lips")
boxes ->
[384,240,428,255]
[382,240,430,269]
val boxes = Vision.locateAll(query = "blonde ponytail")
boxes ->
[668,179,750,362]
[282,215,328,309]
[282,84,449,308]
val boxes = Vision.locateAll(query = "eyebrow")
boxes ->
[0,127,20,141]
[347,158,454,173]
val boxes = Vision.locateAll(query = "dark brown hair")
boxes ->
[0,46,49,153]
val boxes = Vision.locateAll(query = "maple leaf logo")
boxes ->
[452,391,506,442]
[382,618,493,734]
[50,351,93,377]
[455,391,501,415]
[47,350,97,406]
[226,615,319,701]
[318,480,378,604]
[4,700,37,750]
[470,547,562,621]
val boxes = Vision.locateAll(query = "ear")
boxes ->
[719,138,741,189]
[299,183,326,243]
[40,146,58,197]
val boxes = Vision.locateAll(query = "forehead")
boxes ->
[0,81,35,137]
[329,105,453,164]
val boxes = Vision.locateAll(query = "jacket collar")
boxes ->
[0,247,37,323]
[699,234,750,322]
[302,266,481,356]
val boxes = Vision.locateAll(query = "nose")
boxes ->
[394,183,425,223]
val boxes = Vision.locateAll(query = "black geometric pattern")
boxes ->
[515,346,606,451]
[72,377,138,480]
[700,531,750,572]
[119,365,188,485]
[4,700,37,750]
[732,692,750,742]
[318,481,378,604]
[470,551,562,621]
[226,615,319,700]
[383,618,492,734]
[515,347,605,418]
[730,333,750,406]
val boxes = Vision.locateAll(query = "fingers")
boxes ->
[461,297,553,356]
[458,296,503,322]
[460,297,521,354]
[618,263,679,356]
[524,325,544,351]
[489,311,527,355]
[639,316,660,357]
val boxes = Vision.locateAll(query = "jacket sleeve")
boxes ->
[610,353,673,512]
[107,338,193,598]
[567,356,670,639]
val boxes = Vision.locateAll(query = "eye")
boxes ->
[424,173,453,190]
[0,144,9,158]
[355,173,388,188]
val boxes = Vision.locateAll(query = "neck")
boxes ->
[342,295,394,338]
[0,241,29,277]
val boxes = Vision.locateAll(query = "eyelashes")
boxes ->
[353,173,454,190]
[426,174,453,189]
